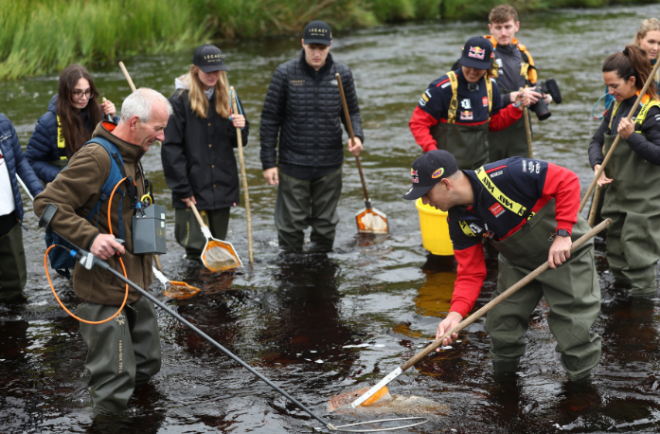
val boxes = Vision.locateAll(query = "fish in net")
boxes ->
[201,240,240,272]
[358,210,388,234]
[328,387,450,416]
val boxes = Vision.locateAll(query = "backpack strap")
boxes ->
[447,71,459,124]
[55,115,68,160]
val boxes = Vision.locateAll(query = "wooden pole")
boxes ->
[229,87,254,265]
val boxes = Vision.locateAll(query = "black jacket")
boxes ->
[162,89,249,210]
[259,50,364,170]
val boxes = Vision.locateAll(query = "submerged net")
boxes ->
[201,240,241,272]
[328,387,450,416]
[357,209,388,234]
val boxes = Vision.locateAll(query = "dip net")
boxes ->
[201,239,242,272]
[356,209,388,234]
[328,387,450,416]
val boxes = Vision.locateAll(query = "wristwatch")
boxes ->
[556,229,570,237]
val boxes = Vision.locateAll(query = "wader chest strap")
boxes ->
[475,166,535,220]
[485,78,493,119]
[56,115,68,160]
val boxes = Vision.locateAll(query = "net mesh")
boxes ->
[357,210,388,234]
[201,240,240,272]
[328,387,450,416]
[163,281,200,300]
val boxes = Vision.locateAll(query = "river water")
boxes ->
[2,4,660,433]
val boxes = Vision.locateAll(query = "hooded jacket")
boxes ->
[0,114,43,222]
[162,75,250,210]
[25,95,118,184]
[34,121,152,305]
[259,50,364,170]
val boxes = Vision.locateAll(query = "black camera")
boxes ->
[528,78,562,121]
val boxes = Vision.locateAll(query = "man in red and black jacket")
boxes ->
[403,150,601,383]
[409,36,531,170]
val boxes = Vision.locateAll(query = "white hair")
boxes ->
[119,88,172,123]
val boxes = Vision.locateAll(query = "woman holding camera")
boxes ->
[25,64,116,184]
[589,44,660,296]
[161,44,249,259]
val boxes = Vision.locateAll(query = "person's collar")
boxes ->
[484,35,519,49]
[205,86,214,100]
[93,121,145,163]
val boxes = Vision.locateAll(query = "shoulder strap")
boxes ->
[447,71,459,124]
[485,78,493,118]
[634,99,660,131]
[475,166,535,221]
[56,115,67,160]
[517,43,537,85]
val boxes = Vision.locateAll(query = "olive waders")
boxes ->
[175,207,230,258]
[601,100,660,296]
[430,71,492,170]
[275,167,342,251]
[483,200,602,381]
[0,221,27,298]
[78,296,161,413]
[488,114,530,161]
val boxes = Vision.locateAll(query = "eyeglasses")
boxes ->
[72,88,94,100]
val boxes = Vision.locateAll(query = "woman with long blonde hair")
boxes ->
[162,44,249,259]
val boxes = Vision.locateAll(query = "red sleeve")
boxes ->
[542,163,580,234]
[488,104,523,132]
[450,243,487,317]
[409,107,439,153]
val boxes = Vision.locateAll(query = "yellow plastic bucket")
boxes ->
[415,198,454,256]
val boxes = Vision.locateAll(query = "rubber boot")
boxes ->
[492,358,520,378]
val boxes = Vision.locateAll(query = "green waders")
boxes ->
[78,296,162,413]
[487,114,530,161]
[602,133,660,295]
[0,222,27,298]
[484,200,602,380]
[275,167,342,251]
[174,207,230,258]
[431,123,489,170]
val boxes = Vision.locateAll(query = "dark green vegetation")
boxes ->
[0,0,654,79]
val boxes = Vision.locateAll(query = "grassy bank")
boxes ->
[0,0,653,80]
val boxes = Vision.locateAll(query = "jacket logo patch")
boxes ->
[461,99,471,109]
[290,79,305,86]
[489,170,503,178]
[330,79,338,86]
[489,203,505,217]
[460,110,473,120]
[469,46,485,59]
[482,96,489,107]
[469,223,483,233]
[419,90,431,107]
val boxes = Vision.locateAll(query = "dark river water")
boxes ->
[2,4,660,433]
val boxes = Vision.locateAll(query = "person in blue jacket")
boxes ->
[0,114,43,299]
[24,64,117,184]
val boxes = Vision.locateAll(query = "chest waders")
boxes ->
[602,100,660,295]
[461,172,602,380]
[430,71,492,170]
[488,108,530,161]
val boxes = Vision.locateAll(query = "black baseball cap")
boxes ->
[193,44,229,73]
[402,150,459,200]
[460,36,494,70]
[303,20,332,46]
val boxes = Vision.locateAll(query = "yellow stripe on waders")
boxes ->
[475,166,535,220]
[56,115,67,160]
[446,72,493,124]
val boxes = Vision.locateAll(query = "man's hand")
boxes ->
[617,118,635,140]
[91,234,125,260]
[181,196,196,207]
[435,311,463,351]
[593,164,612,187]
[548,235,572,269]
[232,114,246,129]
[348,137,363,157]
[263,167,279,185]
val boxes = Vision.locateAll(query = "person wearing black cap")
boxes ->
[260,20,364,251]
[403,150,601,382]
[162,44,249,258]
[409,36,531,169]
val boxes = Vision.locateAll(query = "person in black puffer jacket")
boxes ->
[260,20,364,251]
[24,64,117,185]
[162,44,249,259]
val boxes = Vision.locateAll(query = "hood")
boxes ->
[174,73,214,100]
[48,94,59,115]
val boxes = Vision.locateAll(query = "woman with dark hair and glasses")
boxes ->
[25,64,117,184]
[588,44,660,296]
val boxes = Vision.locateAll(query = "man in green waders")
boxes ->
[409,36,530,169]
[484,5,551,160]
[34,89,172,413]
[403,150,601,382]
